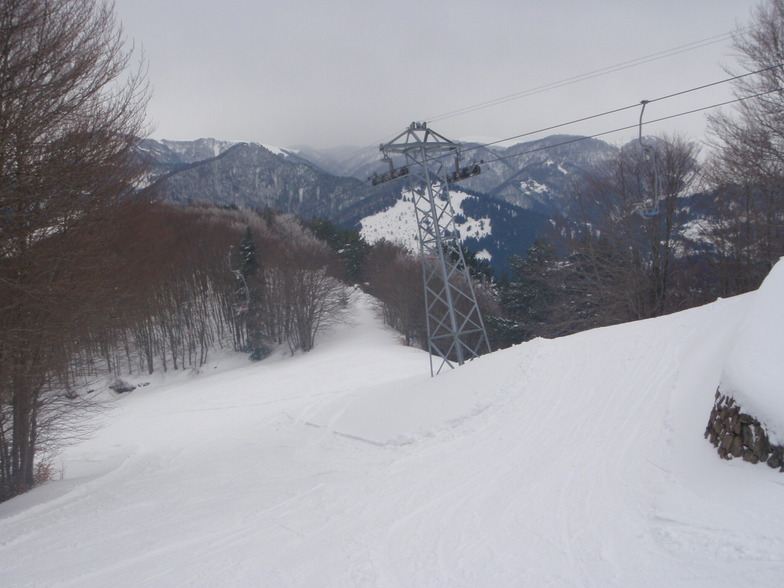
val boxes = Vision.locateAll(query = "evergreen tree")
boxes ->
[498,239,561,342]
[308,219,370,283]
[239,227,259,278]
[451,245,494,283]
[235,227,268,360]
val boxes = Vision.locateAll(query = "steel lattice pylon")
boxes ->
[378,122,491,375]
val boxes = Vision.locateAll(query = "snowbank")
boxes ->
[719,258,784,443]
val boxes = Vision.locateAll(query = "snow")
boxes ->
[359,189,491,252]
[2,275,784,586]
[719,258,784,443]
[260,143,297,157]
[475,248,492,261]
[449,190,492,242]
[359,195,418,252]
[545,159,570,175]
[521,178,549,194]
[681,218,713,245]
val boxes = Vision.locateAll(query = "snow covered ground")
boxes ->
[2,272,784,586]
[359,189,491,256]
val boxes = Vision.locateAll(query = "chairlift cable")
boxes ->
[272,69,784,227]
[456,62,784,158]
[460,86,783,171]
[264,41,779,224]
[426,30,742,124]
[297,28,750,181]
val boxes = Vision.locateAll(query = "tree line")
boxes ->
[0,191,354,501]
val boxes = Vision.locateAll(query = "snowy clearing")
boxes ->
[359,189,489,253]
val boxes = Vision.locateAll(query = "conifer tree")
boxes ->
[239,227,259,279]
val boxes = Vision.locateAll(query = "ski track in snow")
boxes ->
[1,292,784,586]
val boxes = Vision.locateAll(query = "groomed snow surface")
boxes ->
[2,268,784,586]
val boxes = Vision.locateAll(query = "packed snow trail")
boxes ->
[1,292,784,586]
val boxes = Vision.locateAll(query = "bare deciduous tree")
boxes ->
[704,0,784,292]
[258,220,349,353]
[363,240,426,347]
[0,0,149,501]
[562,135,699,325]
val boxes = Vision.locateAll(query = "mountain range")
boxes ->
[137,135,620,274]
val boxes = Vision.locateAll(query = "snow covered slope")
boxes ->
[719,260,784,444]
[1,285,784,586]
[359,189,495,262]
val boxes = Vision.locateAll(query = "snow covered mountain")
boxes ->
[137,134,616,220]
[359,187,549,273]
[136,134,715,277]
[140,137,238,164]
[2,263,783,586]
[463,135,616,213]
[137,138,368,217]
[137,136,601,274]
[298,134,616,216]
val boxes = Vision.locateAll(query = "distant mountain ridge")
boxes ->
[293,134,617,216]
[137,134,617,274]
[137,139,369,219]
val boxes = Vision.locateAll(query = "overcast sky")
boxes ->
[113,0,761,150]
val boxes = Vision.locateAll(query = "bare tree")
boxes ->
[258,220,349,353]
[362,239,500,352]
[363,240,427,347]
[704,0,784,292]
[562,135,699,325]
[0,0,148,501]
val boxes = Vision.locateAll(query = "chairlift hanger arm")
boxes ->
[634,99,662,218]
[638,99,653,150]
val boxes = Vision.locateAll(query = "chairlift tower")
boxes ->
[376,122,491,375]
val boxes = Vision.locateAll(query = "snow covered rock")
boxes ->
[706,258,784,468]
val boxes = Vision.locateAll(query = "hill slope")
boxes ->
[1,284,783,586]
